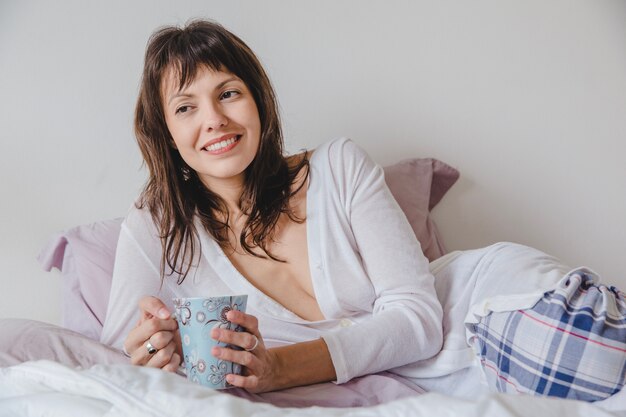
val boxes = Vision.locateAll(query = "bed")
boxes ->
[1,157,624,416]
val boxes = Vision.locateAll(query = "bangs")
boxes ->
[161,29,240,91]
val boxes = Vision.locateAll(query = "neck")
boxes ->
[201,177,246,219]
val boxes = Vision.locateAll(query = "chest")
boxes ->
[226,213,325,322]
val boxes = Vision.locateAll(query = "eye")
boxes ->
[175,105,190,115]
[220,90,240,100]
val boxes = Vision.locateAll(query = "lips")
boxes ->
[201,134,241,153]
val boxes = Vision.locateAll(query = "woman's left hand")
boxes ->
[210,310,279,393]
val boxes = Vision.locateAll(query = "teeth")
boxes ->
[205,136,238,152]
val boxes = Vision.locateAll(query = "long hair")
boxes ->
[134,19,309,283]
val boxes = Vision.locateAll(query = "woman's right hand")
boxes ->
[123,296,182,372]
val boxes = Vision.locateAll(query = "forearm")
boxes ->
[268,338,336,390]
[322,307,442,383]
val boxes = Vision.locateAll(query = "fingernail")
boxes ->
[158,307,170,319]
[212,328,221,339]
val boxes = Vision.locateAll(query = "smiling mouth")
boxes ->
[202,135,241,153]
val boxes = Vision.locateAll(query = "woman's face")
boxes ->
[161,66,261,191]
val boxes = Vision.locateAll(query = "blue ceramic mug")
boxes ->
[173,295,248,389]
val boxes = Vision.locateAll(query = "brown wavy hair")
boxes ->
[134,19,309,283]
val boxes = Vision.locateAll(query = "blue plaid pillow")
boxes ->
[470,269,626,402]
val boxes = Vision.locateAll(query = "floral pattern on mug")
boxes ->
[203,297,246,336]
[209,360,229,385]
[173,299,192,326]
[173,295,247,389]
[183,348,207,384]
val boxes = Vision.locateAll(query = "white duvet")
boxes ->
[1,360,623,417]
[3,242,626,416]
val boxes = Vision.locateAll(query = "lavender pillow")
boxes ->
[39,158,459,339]
[38,218,122,340]
[384,158,459,262]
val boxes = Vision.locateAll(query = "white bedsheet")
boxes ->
[0,360,623,417]
[3,242,625,415]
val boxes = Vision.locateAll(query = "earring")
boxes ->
[181,166,191,182]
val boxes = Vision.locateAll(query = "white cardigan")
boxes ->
[100,138,443,384]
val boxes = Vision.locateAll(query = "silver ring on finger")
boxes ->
[245,335,259,352]
[146,340,158,355]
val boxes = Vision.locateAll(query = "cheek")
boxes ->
[247,105,262,136]
[168,123,193,148]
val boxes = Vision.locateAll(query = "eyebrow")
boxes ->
[167,76,240,105]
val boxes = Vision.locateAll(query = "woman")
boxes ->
[100,19,443,393]
[101,19,625,402]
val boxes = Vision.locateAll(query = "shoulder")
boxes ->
[123,200,155,228]
[309,138,383,205]
[312,137,371,163]
[119,200,162,248]
[313,137,379,179]
[311,138,376,177]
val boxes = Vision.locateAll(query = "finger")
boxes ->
[125,318,178,354]
[172,325,183,357]
[139,296,172,320]
[130,340,152,366]
[129,334,167,366]
[211,328,259,351]
[225,373,259,391]
[163,352,181,373]
[145,339,177,369]
[213,346,258,373]
[125,319,178,357]
[149,330,174,350]
[225,310,260,336]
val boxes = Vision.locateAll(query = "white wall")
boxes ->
[1,0,625,325]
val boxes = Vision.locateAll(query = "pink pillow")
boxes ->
[38,158,459,339]
[383,158,459,261]
[38,218,122,340]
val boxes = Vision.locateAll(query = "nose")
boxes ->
[202,102,228,131]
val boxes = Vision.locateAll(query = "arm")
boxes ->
[269,339,336,389]
[320,139,444,382]
[210,309,336,392]
[100,209,164,349]
[100,207,181,371]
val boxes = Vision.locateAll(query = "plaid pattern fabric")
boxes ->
[470,269,626,402]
